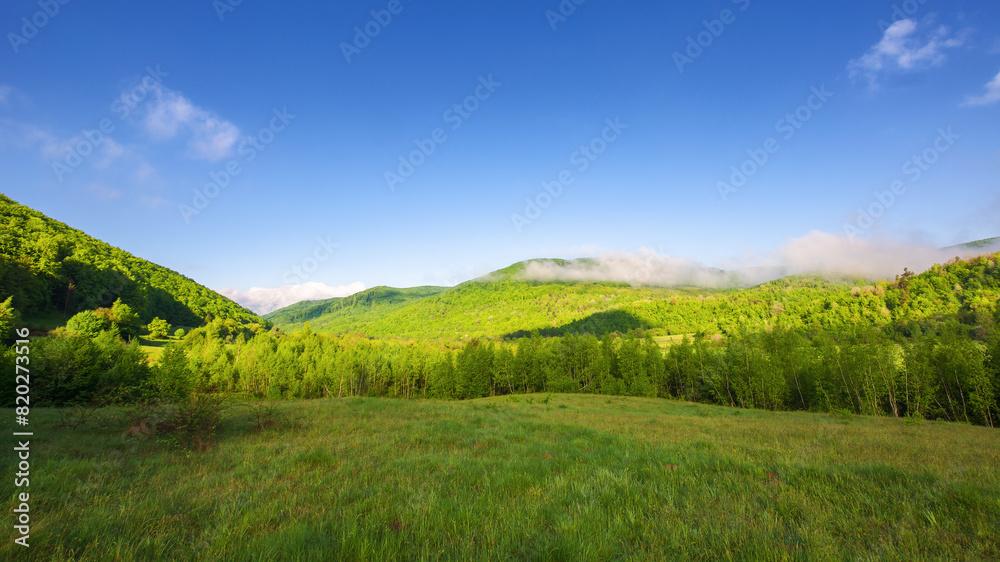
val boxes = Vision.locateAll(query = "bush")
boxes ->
[147,317,171,339]
[153,345,193,402]
[245,400,284,430]
[161,394,228,451]
[16,331,151,407]
[0,296,20,345]
[66,311,109,338]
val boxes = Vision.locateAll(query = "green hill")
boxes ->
[945,237,1000,251]
[0,194,262,328]
[264,253,1000,341]
[263,285,448,333]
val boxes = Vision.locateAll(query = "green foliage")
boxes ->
[147,317,171,339]
[108,298,141,339]
[7,330,151,407]
[262,253,1000,345]
[263,285,448,331]
[0,193,262,327]
[0,296,19,345]
[154,345,193,402]
[174,328,186,338]
[65,310,110,338]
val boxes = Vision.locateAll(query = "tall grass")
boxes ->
[3,394,998,560]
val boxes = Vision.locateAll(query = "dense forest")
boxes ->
[0,194,262,327]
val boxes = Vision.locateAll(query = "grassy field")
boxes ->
[3,394,999,560]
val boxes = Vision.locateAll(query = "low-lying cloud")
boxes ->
[511,231,1000,288]
[219,281,366,315]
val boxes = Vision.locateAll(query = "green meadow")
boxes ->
[3,394,998,560]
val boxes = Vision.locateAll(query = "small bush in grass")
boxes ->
[246,401,283,430]
[830,408,854,421]
[904,411,926,426]
[57,389,113,430]
[161,394,228,451]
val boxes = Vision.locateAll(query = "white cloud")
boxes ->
[963,70,1000,106]
[507,232,1000,288]
[219,282,367,315]
[140,84,239,160]
[848,19,965,88]
[730,231,976,281]
[0,85,11,106]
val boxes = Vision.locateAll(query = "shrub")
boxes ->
[162,394,228,451]
[18,331,151,407]
[66,311,109,338]
[147,317,171,339]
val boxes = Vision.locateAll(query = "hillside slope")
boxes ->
[0,194,262,327]
[263,285,448,332]
[265,254,1000,340]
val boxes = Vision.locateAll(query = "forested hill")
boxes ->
[265,253,1000,341]
[0,194,262,327]
[263,286,448,331]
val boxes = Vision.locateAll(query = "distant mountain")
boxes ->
[944,237,1000,252]
[264,250,1000,341]
[0,194,262,328]
[263,285,448,333]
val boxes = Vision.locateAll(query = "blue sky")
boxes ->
[1,0,999,312]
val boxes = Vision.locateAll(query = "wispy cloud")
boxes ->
[218,281,367,315]
[0,85,11,106]
[507,232,1000,288]
[140,84,239,161]
[848,19,965,88]
[963,70,1000,106]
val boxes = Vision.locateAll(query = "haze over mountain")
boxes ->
[236,232,1000,316]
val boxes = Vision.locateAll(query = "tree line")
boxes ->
[4,306,997,427]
